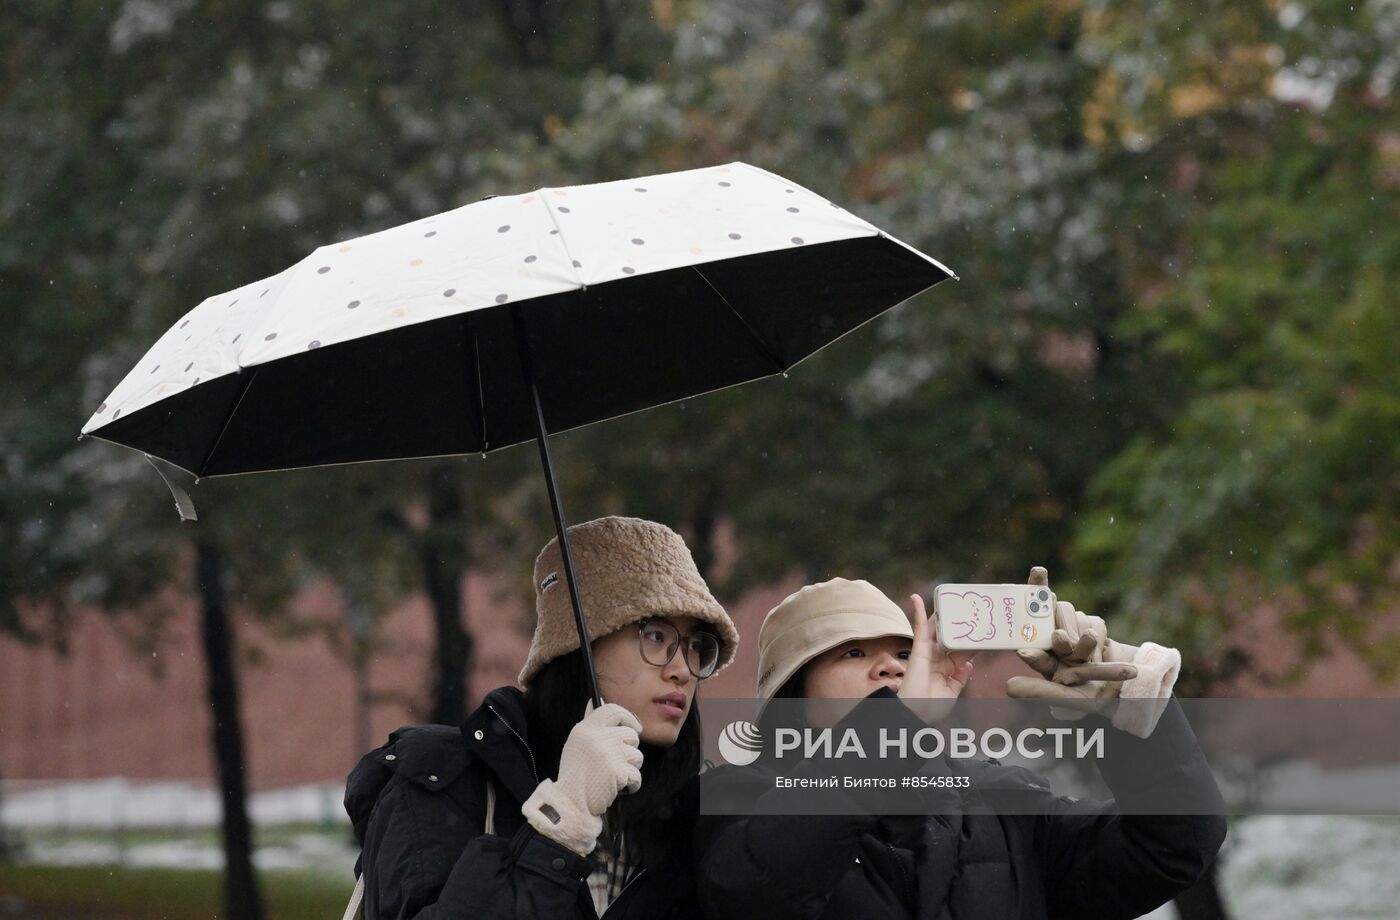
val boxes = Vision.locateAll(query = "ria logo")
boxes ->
[718,720,763,766]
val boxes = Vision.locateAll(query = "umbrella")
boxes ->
[81,161,954,704]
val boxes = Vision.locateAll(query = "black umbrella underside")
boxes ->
[93,235,951,478]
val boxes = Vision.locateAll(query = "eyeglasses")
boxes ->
[637,618,721,679]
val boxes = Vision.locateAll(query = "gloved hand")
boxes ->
[1006,601,1137,711]
[1004,567,1182,738]
[521,701,644,855]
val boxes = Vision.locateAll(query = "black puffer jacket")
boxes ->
[345,685,701,920]
[695,691,1227,920]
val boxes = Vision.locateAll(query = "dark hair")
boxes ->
[523,644,703,889]
[756,666,811,744]
[771,668,807,700]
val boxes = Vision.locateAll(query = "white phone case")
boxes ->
[933,583,1057,651]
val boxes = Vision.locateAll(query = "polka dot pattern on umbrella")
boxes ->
[84,161,944,434]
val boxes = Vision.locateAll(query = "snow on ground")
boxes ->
[1,779,348,830]
[7,781,1400,918]
[3,779,357,877]
[16,830,357,876]
[1220,815,1400,919]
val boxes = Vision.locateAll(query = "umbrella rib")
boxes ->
[536,194,585,289]
[468,323,488,452]
[690,266,786,375]
[197,368,258,478]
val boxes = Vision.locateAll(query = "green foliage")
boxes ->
[1,0,1395,694]
[1067,12,1400,679]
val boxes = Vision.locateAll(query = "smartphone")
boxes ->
[932,583,1057,651]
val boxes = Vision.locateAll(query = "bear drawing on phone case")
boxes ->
[943,591,997,643]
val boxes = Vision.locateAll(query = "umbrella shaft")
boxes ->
[512,308,604,709]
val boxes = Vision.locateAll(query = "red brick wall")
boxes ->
[0,573,801,788]
[0,572,533,788]
[3,572,1395,789]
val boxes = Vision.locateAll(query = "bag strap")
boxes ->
[341,874,364,920]
[485,777,497,835]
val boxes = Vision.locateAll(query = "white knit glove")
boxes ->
[521,701,643,855]
[1101,639,1182,738]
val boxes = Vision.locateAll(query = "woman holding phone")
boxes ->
[696,573,1225,920]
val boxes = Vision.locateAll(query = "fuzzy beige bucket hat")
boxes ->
[518,515,739,686]
[756,577,914,700]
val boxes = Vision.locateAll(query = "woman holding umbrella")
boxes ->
[345,515,739,919]
[695,574,1226,920]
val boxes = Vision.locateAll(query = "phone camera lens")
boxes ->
[1030,601,1040,613]
[1038,590,1049,601]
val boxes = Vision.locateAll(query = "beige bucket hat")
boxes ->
[756,577,914,700]
[519,515,740,686]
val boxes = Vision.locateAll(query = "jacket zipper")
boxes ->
[887,843,914,906]
[598,866,648,919]
[487,703,539,783]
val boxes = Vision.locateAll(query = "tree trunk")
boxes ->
[353,642,372,761]
[196,539,265,920]
[1175,860,1230,920]
[496,0,550,66]
[0,772,11,860]
[423,468,473,725]
[689,480,721,585]
[344,595,375,760]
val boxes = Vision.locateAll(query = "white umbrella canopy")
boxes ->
[81,161,952,478]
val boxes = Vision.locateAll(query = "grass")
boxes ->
[0,863,349,920]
